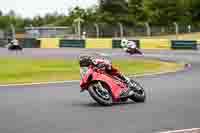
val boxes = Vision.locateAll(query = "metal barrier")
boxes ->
[171,40,198,50]
[59,39,85,48]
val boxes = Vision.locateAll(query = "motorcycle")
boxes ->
[125,47,143,55]
[8,44,23,51]
[7,39,23,51]
[79,55,146,106]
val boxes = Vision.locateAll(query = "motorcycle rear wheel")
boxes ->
[120,97,128,102]
[88,81,113,106]
[129,80,146,103]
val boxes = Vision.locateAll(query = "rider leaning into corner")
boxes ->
[7,38,20,47]
[120,38,143,55]
[80,53,135,89]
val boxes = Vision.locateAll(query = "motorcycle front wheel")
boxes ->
[88,81,113,106]
[129,80,146,103]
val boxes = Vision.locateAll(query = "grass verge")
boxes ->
[0,57,184,84]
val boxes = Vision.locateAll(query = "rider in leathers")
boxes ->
[90,55,134,90]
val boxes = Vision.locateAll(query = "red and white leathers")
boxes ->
[91,57,130,83]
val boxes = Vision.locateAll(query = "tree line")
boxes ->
[1,0,200,31]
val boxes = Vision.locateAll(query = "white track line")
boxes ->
[0,80,79,87]
[158,128,200,133]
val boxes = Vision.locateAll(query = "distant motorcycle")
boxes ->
[7,39,23,51]
[79,55,146,106]
[125,47,143,55]
[121,39,143,55]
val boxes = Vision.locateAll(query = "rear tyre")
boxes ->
[129,80,146,103]
[120,97,128,102]
[88,81,113,106]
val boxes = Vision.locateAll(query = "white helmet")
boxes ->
[121,38,129,47]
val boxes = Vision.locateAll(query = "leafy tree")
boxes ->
[127,0,146,25]
[190,0,200,23]
[0,10,2,16]
[99,0,128,13]
[0,16,10,29]
[2,0,200,32]
[99,0,128,23]
[144,0,186,25]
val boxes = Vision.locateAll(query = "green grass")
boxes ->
[0,57,184,84]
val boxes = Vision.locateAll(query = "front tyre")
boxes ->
[129,80,146,103]
[88,81,113,106]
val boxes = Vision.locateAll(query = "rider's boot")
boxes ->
[120,75,135,89]
[119,75,136,97]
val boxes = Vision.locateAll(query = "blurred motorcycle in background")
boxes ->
[121,39,143,55]
[7,38,23,51]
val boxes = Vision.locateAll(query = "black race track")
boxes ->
[0,48,200,133]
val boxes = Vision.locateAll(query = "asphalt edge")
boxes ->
[157,128,200,133]
[130,63,191,78]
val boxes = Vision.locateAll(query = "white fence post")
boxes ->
[10,24,15,39]
[94,23,99,38]
[118,22,123,39]
[173,22,179,39]
[188,25,191,33]
[72,23,77,39]
[74,17,84,39]
[145,22,151,36]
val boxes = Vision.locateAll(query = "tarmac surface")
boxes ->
[0,48,200,133]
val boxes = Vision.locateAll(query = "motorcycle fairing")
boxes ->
[80,66,129,101]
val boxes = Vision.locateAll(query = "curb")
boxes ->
[132,63,191,78]
[0,80,79,87]
[157,128,200,133]
[0,63,190,87]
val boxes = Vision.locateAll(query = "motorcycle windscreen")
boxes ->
[80,67,88,80]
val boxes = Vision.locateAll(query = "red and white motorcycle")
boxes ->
[79,55,146,106]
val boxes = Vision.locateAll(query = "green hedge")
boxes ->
[18,38,40,48]
[171,40,198,50]
[60,39,85,48]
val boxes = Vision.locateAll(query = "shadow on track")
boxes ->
[72,100,146,108]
